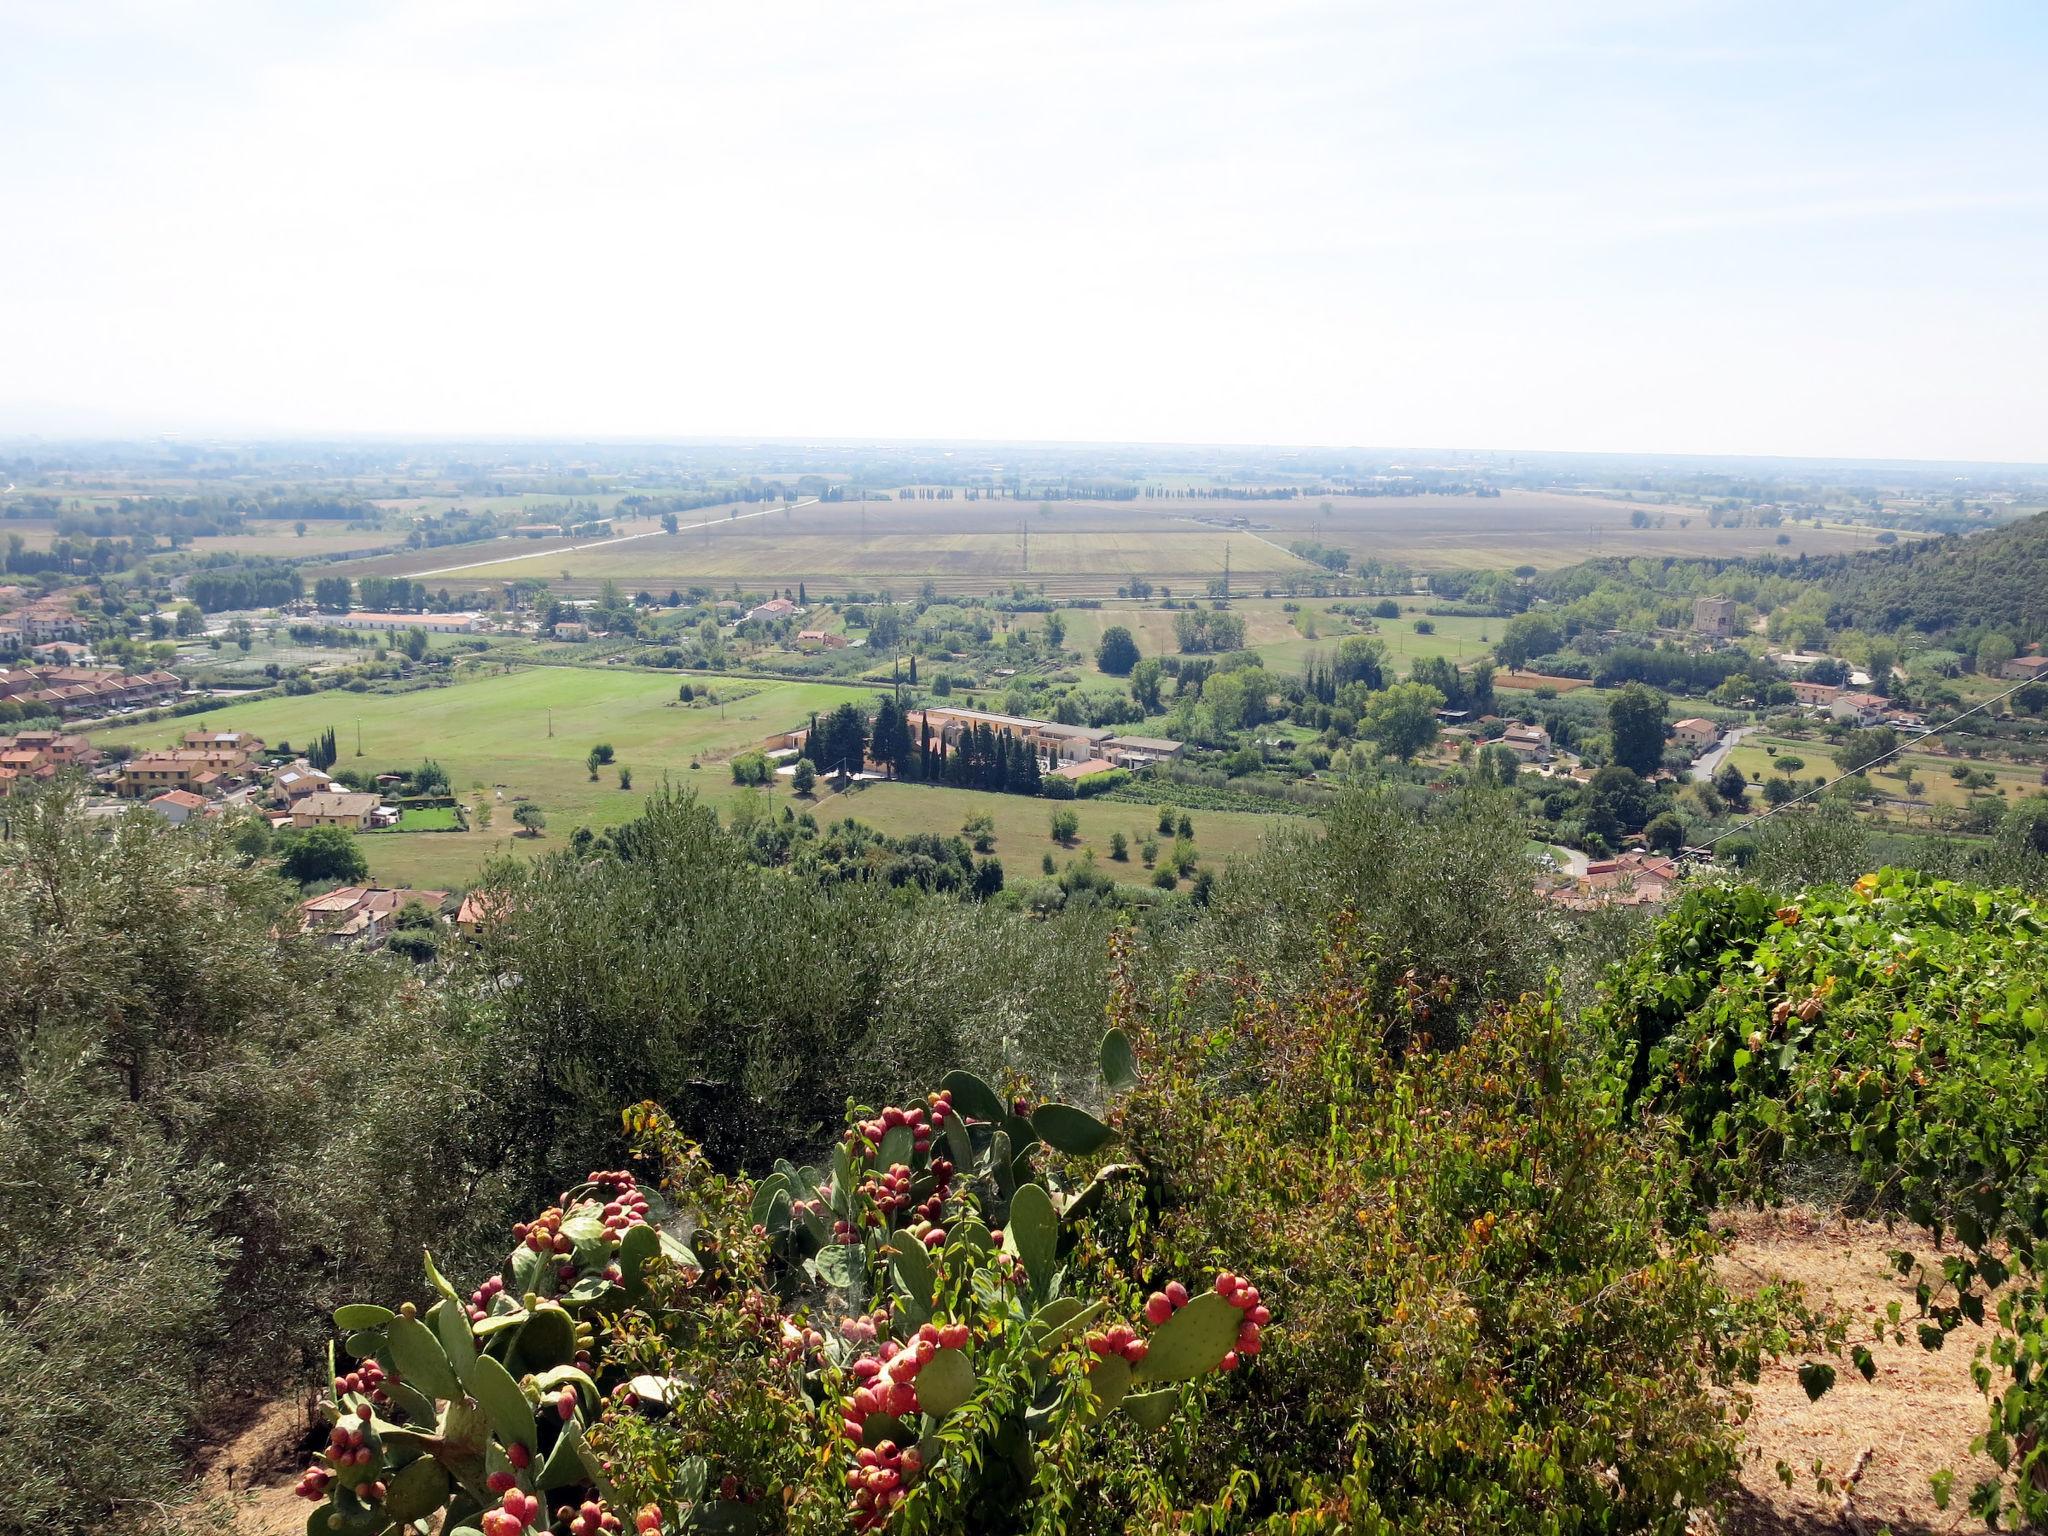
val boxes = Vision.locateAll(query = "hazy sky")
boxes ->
[3,0,2044,460]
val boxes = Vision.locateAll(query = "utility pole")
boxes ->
[1222,543,1231,601]
[547,708,552,738]
[355,718,362,757]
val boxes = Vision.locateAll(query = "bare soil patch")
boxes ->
[1716,1205,2003,1534]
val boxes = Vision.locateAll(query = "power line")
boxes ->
[1697,675,2036,849]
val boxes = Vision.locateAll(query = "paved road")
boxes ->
[1690,724,1757,782]
[403,497,820,580]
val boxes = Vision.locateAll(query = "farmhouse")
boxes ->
[1499,723,1553,761]
[291,791,382,829]
[908,707,1114,768]
[796,629,847,650]
[1670,717,1720,753]
[1787,680,1841,708]
[331,611,483,633]
[2002,654,2048,681]
[299,886,450,949]
[746,597,801,622]
[1101,734,1185,769]
[1545,851,1683,910]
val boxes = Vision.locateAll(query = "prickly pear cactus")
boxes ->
[312,1034,1268,1534]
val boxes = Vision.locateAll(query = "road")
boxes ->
[1690,725,1756,782]
[401,497,820,580]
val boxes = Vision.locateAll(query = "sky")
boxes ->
[2,0,2044,461]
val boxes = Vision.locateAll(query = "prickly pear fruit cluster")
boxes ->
[843,1323,948,1437]
[1086,1323,1149,1365]
[1214,1271,1269,1370]
[847,1439,924,1530]
[563,1497,622,1536]
[482,1488,543,1536]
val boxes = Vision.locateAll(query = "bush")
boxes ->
[730,750,772,787]
[1049,807,1080,844]
[279,824,369,885]
[1105,925,1804,1530]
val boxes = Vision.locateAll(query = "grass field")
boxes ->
[332,491,1912,599]
[93,668,860,886]
[1726,733,2044,811]
[802,779,1283,886]
[1050,599,1497,679]
[90,665,1300,887]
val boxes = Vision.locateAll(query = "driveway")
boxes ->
[1690,724,1757,782]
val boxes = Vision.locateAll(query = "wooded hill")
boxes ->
[1820,509,2048,640]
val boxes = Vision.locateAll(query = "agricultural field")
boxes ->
[328,490,1909,601]
[1050,599,1497,679]
[88,664,1299,888]
[1725,732,2046,811]
[803,779,1284,886]
[92,667,860,887]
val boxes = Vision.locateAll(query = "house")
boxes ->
[270,761,334,805]
[120,742,254,797]
[2001,654,2048,682]
[455,889,506,936]
[1691,597,1736,639]
[1101,735,1186,770]
[1670,717,1720,753]
[146,788,209,826]
[745,597,800,622]
[184,729,265,754]
[330,611,482,633]
[298,886,450,948]
[1499,723,1552,761]
[552,622,590,641]
[1787,680,1841,708]
[1545,851,1683,910]
[795,629,847,650]
[0,663,181,718]
[291,791,381,829]
[1831,691,1891,725]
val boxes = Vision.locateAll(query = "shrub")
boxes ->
[730,751,772,787]
[302,1056,1259,1536]
[1106,923,1806,1530]
[1049,808,1080,844]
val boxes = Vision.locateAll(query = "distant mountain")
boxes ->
[1823,510,2048,640]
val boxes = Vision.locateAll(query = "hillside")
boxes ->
[1821,509,2048,639]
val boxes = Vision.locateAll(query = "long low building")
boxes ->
[331,611,483,633]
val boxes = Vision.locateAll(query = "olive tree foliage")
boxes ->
[455,788,1124,1182]
[1199,784,1560,1014]
[0,783,467,1536]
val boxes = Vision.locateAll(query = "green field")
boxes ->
[1725,734,2043,811]
[801,779,1283,886]
[94,668,861,887]
[1050,599,1497,680]
[91,665,1299,888]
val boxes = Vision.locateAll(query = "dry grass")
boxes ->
[333,491,1910,598]
[1715,1205,2003,1535]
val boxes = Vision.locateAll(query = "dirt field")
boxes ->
[332,492,1906,599]
[1716,1205,2007,1534]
